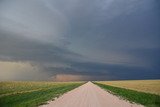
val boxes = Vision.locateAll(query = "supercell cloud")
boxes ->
[0,0,160,81]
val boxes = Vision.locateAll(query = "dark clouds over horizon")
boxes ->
[0,0,160,81]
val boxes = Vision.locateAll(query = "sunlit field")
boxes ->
[97,80,160,95]
[95,80,160,107]
[0,81,83,107]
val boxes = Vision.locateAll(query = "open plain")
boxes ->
[41,82,143,107]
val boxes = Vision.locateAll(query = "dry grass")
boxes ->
[0,81,83,107]
[97,80,160,95]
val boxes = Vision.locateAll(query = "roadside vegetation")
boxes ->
[97,80,160,95]
[0,81,83,107]
[94,81,160,107]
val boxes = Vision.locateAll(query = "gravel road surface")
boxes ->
[41,82,143,107]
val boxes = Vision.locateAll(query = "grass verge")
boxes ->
[0,82,83,107]
[94,82,160,107]
[96,80,160,95]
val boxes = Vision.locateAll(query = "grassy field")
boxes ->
[95,80,160,107]
[0,81,83,107]
[96,80,160,95]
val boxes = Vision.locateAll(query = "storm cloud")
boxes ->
[0,0,160,81]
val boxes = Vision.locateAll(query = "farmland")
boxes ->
[95,80,160,107]
[96,80,160,95]
[0,81,83,107]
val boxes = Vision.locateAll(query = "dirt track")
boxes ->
[41,82,143,107]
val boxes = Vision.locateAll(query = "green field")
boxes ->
[95,80,160,107]
[0,81,83,107]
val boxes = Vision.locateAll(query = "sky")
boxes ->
[0,0,160,81]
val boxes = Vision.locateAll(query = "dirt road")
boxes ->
[41,82,143,107]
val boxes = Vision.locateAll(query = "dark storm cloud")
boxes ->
[70,60,160,80]
[0,0,160,80]
[0,32,82,63]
